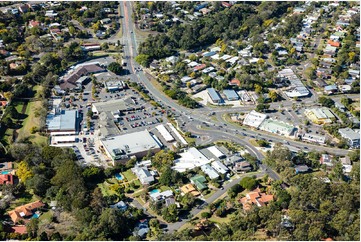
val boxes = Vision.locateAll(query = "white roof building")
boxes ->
[243,110,267,128]
[207,146,226,159]
[131,166,155,185]
[211,160,229,175]
[156,124,175,142]
[172,147,210,172]
[150,190,173,201]
[201,164,219,179]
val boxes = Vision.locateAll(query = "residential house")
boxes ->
[8,201,45,224]
[295,165,311,174]
[327,40,341,47]
[324,85,338,95]
[239,188,274,211]
[320,154,333,167]
[190,175,207,191]
[324,45,337,56]
[339,156,351,165]
[0,174,14,185]
[28,20,41,28]
[131,166,155,185]
[334,102,346,112]
[229,79,240,87]
[149,190,173,202]
[234,161,252,173]
[133,219,149,238]
[100,18,111,24]
[110,201,127,211]
[224,154,244,166]
[180,184,201,196]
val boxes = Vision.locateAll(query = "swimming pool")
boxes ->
[149,189,160,194]
[115,173,123,181]
[31,213,40,219]
[1,171,10,175]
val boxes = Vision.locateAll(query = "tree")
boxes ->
[239,177,258,190]
[152,150,175,171]
[135,54,151,67]
[269,90,279,102]
[256,103,270,112]
[107,62,122,75]
[26,174,50,197]
[3,92,13,102]
[6,106,20,119]
[16,161,34,183]
[318,96,334,108]
[162,204,178,223]
[201,212,211,219]
[228,183,243,198]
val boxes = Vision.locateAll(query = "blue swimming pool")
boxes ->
[115,173,123,181]
[149,189,160,194]
[1,171,10,175]
[31,213,40,219]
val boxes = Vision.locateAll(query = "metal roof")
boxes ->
[223,89,239,100]
[207,88,221,102]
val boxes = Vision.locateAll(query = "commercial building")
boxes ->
[46,109,78,135]
[278,68,309,98]
[156,124,175,142]
[211,160,229,175]
[243,110,267,129]
[302,133,326,144]
[172,147,210,173]
[104,80,126,92]
[304,107,335,125]
[101,130,162,164]
[201,164,219,180]
[207,146,226,159]
[207,88,222,103]
[223,89,239,101]
[339,128,360,148]
[259,119,295,137]
[92,98,140,115]
[60,64,105,90]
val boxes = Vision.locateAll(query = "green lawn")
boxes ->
[39,210,53,222]
[17,99,47,145]
[13,101,25,113]
[98,182,117,197]
[159,185,171,192]
[123,169,137,182]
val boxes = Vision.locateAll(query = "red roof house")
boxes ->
[8,200,45,224]
[221,2,232,8]
[29,20,40,28]
[327,40,341,47]
[229,78,241,86]
[194,64,206,72]
[0,174,14,185]
[239,187,274,211]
